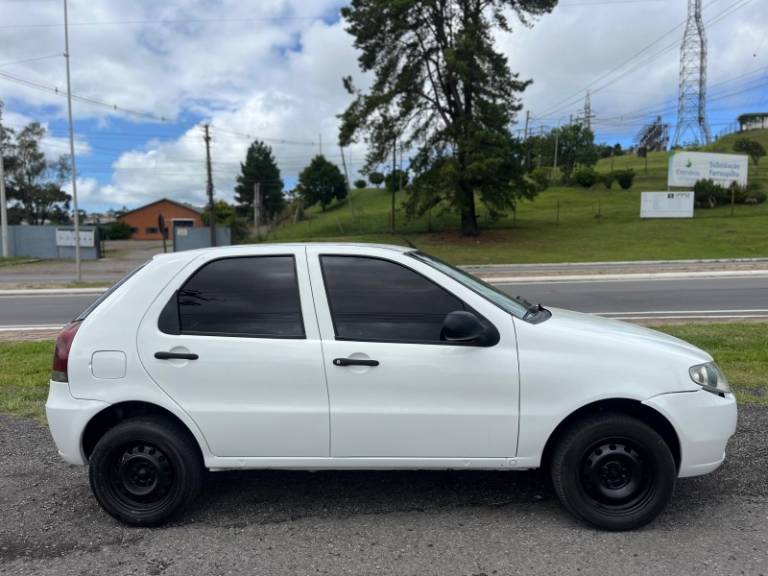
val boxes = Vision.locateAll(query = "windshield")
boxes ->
[409,251,530,318]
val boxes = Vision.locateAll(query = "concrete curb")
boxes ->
[487,269,768,284]
[461,257,768,270]
[0,287,107,296]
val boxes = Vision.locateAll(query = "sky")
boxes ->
[0,0,765,213]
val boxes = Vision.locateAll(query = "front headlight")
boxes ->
[689,362,730,394]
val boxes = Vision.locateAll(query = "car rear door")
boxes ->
[306,246,519,460]
[136,248,329,458]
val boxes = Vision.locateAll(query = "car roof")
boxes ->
[153,242,414,260]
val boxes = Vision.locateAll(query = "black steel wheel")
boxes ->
[89,416,203,526]
[551,414,675,531]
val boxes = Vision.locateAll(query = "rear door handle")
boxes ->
[155,351,199,360]
[333,358,379,367]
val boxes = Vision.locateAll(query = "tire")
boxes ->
[88,416,203,526]
[550,413,676,531]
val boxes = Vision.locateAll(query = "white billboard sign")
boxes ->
[668,152,748,188]
[56,228,95,247]
[641,192,694,219]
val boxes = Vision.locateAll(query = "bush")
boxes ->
[354,179,367,189]
[100,221,133,240]
[601,172,615,189]
[528,167,550,191]
[573,167,598,188]
[614,169,636,190]
[693,179,727,208]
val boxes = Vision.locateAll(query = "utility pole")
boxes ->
[390,136,396,233]
[253,182,261,241]
[0,147,7,258]
[552,130,559,183]
[203,124,216,247]
[524,110,531,140]
[63,0,81,281]
[0,138,8,257]
[319,133,323,156]
[524,110,532,170]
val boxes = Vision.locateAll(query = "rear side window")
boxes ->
[320,255,466,343]
[160,256,304,338]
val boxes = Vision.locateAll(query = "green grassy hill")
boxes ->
[267,129,768,265]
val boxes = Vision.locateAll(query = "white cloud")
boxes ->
[1,0,765,209]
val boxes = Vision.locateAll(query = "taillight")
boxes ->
[52,322,81,382]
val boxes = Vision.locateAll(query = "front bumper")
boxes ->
[644,389,737,478]
[46,381,108,466]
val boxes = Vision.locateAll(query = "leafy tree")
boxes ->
[354,179,367,189]
[234,140,285,223]
[733,138,766,166]
[1,111,72,225]
[553,124,599,182]
[384,169,409,191]
[339,0,557,236]
[202,199,250,243]
[296,155,347,211]
[368,171,385,188]
[527,167,550,191]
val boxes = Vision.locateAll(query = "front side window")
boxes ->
[160,256,304,338]
[320,255,468,344]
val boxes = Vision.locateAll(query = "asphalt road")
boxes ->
[1,275,767,328]
[2,408,766,575]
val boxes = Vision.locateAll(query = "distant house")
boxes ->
[119,198,203,240]
[738,113,768,132]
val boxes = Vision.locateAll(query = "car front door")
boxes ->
[137,248,329,458]
[306,246,519,460]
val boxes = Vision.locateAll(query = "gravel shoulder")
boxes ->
[1,408,767,576]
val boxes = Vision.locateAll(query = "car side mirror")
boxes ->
[442,311,495,345]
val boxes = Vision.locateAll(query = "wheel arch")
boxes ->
[81,401,205,462]
[540,398,681,473]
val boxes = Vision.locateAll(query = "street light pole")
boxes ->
[63,0,81,281]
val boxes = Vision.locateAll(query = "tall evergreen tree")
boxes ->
[234,141,285,222]
[339,0,557,235]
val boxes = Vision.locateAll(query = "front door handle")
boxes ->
[155,351,199,360]
[333,357,379,367]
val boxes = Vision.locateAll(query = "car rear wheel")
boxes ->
[89,416,203,526]
[550,413,676,531]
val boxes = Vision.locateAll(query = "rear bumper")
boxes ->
[644,389,737,478]
[45,381,108,466]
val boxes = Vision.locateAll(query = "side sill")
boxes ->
[205,456,528,471]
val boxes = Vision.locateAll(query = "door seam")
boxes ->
[304,245,333,457]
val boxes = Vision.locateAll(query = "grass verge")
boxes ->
[0,322,765,421]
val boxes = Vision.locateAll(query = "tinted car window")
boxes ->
[320,255,466,343]
[162,256,304,338]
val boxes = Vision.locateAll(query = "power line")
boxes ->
[533,0,752,121]
[0,53,62,68]
[0,69,171,122]
[0,15,329,30]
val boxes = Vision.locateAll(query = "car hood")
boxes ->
[544,306,712,362]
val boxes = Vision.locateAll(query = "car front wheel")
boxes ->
[550,413,676,531]
[89,416,203,526]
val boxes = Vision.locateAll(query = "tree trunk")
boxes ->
[459,183,479,236]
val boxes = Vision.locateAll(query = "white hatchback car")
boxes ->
[47,243,736,530]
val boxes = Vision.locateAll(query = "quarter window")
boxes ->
[320,255,467,343]
[160,256,304,338]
